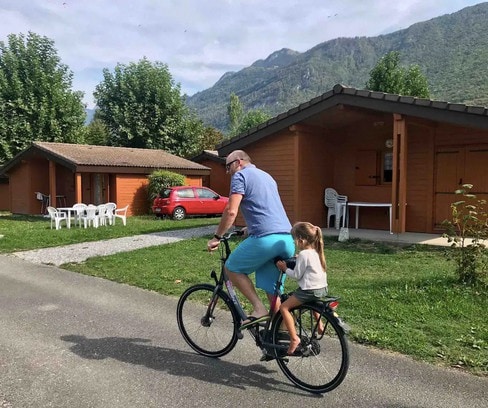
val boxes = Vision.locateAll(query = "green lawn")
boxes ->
[1,214,486,375]
[0,213,220,253]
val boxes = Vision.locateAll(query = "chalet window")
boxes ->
[355,150,392,185]
[382,151,393,183]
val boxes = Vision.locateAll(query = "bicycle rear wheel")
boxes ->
[272,303,349,393]
[176,284,239,357]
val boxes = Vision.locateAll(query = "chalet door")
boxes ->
[93,174,109,205]
[355,150,378,185]
[434,146,488,228]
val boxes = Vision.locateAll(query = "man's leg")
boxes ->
[266,292,280,314]
[226,267,268,317]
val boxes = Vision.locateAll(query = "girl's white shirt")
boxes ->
[285,248,327,290]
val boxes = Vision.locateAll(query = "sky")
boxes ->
[0,0,484,108]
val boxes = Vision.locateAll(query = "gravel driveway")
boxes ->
[13,225,215,266]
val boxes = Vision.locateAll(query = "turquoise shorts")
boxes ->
[225,233,295,294]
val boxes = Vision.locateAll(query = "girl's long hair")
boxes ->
[291,222,326,271]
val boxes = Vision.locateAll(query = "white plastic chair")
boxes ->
[97,204,108,226]
[47,206,67,230]
[104,202,117,226]
[72,203,87,227]
[114,205,129,226]
[324,188,348,229]
[81,205,99,228]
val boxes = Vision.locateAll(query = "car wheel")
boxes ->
[172,206,186,220]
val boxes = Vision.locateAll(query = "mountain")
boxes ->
[186,2,488,132]
[84,108,95,125]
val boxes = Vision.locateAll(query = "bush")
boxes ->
[147,170,185,201]
[442,184,488,287]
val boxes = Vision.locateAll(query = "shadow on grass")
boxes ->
[324,236,446,255]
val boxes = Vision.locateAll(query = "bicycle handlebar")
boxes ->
[220,229,245,240]
[214,229,245,259]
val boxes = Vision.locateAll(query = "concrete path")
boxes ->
[322,228,452,246]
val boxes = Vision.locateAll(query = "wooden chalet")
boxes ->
[216,84,488,234]
[0,142,210,216]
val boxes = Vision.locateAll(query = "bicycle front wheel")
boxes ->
[272,303,349,394]
[176,284,239,357]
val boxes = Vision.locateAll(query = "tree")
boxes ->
[147,170,185,202]
[227,93,243,136]
[0,32,86,163]
[365,51,430,98]
[194,126,224,154]
[236,110,272,135]
[83,115,110,146]
[93,58,202,157]
[226,93,271,137]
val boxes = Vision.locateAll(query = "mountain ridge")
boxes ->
[186,2,488,131]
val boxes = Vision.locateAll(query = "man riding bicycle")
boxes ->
[207,150,295,327]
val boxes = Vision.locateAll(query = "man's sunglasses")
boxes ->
[225,159,240,171]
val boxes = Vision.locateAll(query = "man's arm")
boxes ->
[207,193,243,250]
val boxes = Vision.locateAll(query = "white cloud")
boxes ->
[0,0,482,108]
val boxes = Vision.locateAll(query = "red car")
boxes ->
[152,186,229,220]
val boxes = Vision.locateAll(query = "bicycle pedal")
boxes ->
[260,353,275,362]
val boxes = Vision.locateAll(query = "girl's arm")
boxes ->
[277,255,305,280]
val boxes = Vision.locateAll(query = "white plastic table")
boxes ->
[345,202,393,234]
[56,207,77,229]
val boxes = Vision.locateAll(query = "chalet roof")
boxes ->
[217,84,488,155]
[191,149,225,163]
[0,142,209,175]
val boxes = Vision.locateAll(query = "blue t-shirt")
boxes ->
[230,164,292,237]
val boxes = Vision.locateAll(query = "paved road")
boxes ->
[1,254,486,408]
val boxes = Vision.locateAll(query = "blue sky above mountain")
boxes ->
[0,0,483,108]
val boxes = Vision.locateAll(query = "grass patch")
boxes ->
[0,213,220,253]
[63,236,487,376]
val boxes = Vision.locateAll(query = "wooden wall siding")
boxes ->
[9,158,49,214]
[30,159,50,213]
[404,124,435,232]
[0,182,9,211]
[435,124,488,146]
[184,176,203,187]
[432,125,488,231]
[332,122,393,230]
[199,159,229,197]
[109,174,116,203]
[297,128,333,227]
[9,162,30,214]
[81,173,92,204]
[234,129,297,227]
[56,166,75,206]
[115,174,149,216]
[113,174,204,216]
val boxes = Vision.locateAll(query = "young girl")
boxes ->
[275,221,327,355]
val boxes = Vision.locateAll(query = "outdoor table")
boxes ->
[345,202,393,234]
[56,207,77,229]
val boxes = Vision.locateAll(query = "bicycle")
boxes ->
[176,230,350,394]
